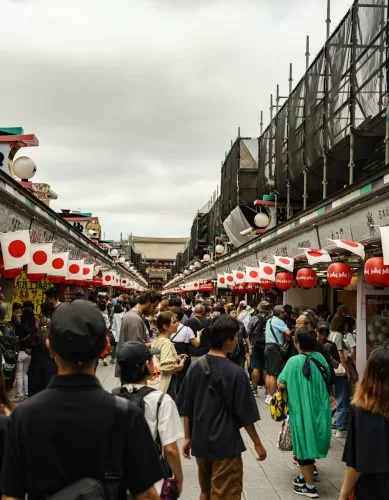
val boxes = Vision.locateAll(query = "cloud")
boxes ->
[2,0,351,238]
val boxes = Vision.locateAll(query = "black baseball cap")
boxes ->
[49,300,107,365]
[117,341,160,370]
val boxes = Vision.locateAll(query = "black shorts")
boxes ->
[264,343,284,377]
[250,345,265,370]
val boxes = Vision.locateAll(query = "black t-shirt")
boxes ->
[176,354,260,459]
[343,406,389,499]
[1,374,163,499]
[187,317,210,357]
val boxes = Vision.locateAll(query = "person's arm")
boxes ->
[164,442,183,496]
[350,346,356,365]
[284,328,292,338]
[2,496,21,500]
[189,327,202,348]
[135,487,160,500]
[277,380,286,390]
[244,424,266,461]
[338,350,350,378]
[339,466,360,500]
[182,416,192,459]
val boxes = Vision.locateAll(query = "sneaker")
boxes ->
[265,395,272,405]
[294,485,319,498]
[335,430,348,438]
[293,475,305,487]
[265,390,269,396]
[252,388,258,397]
[292,455,299,466]
[258,385,264,389]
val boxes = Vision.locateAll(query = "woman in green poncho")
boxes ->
[278,326,332,499]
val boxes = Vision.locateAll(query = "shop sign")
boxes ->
[0,202,31,232]
[350,195,389,241]
[317,219,353,246]
[13,271,51,315]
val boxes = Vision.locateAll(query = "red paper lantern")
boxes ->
[74,280,86,286]
[247,282,260,293]
[296,268,317,289]
[364,257,389,287]
[48,276,64,284]
[327,262,352,289]
[260,279,274,291]
[64,279,75,285]
[276,272,293,291]
[236,283,247,293]
[26,273,45,283]
[0,257,22,279]
[230,286,238,294]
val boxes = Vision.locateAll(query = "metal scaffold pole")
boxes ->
[303,36,310,210]
[385,2,389,165]
[348,3,357,185]
[323,0,331,199]
[287,63,293,219]
[269,94,274,181]
[260,110,264,135]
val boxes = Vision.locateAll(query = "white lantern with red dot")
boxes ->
[327,262,352,289]
[276,272,293,291]
[364,257,389,287]
[215,244,225,254]
[296,268,317,289]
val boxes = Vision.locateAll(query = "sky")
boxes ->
[2,0,351,239]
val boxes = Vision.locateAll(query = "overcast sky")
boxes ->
[3,0,351,239]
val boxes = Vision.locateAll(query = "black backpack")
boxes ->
[252,315,269,348]
[112,386,171,478]
[46,396,129,500]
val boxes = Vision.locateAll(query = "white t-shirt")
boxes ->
[124,384,184,494]
[170,324,195,343]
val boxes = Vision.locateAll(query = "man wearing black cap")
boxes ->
[1,301,163,500]
[116,341,184,497]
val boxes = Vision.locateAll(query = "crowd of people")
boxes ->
[0,289,386,499]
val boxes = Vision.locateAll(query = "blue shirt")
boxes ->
[265,316,288,344]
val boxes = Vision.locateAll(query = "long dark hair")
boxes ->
[353,344,389,418]
[20,307,37,335]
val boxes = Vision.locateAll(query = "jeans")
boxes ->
[333,375,350,431]
[111,344,118,360]
[16,351,31,396]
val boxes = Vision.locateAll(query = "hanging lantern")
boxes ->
[276,272,293,291]
[254,212,270,228]
[203,254,211,263]
[48,276,64,284]
[260,279,274,291]
[236,283,247,293]
[0,257,23,279]
[296,268,317,289]
[74,280,86,286]
[364,257,389,288]
[247,282,260,293]
[215,244,225,254]
[327,262,352,289]
[119,257,126,264]
[110,249,119,257]
[26,273,45,283]
[230,286,238,294]
[195,261,201,268]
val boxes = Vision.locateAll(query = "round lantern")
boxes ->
[236,283,247,293]
[183,270,189,275]
[189,265,195,271]
[74,280,86,286]
[13,156,37,181]
[215,244,225,254]
[254,212,270,228]
[230,286,238,294]
[195,261,201,268]
[247,282,260,293]
[327,262,352,289]
[203,254,211,263]
[276,272,293,291]
[0,257,23,279]
[119,257,126,264]
[26,273,45,283]
[364,257,389,288]
[260,279,274,291]
[48,276,63,284]
[110,249,119,257]
[296,268,317,289]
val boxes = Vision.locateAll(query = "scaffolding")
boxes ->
[258,0,389,210]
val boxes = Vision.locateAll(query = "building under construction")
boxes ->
[171,0,389,275]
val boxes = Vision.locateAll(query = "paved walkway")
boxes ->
[97,362,345,500]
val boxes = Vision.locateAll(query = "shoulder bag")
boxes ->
[277,416,292,451]
[269,319,290,361]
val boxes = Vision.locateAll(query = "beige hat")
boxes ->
[257,301,271,314]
